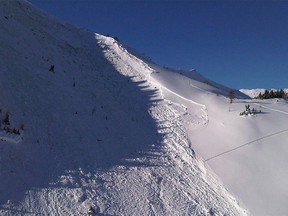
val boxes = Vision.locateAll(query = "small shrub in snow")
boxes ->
[49,65,55,72]
[0,111,24,136]
[240,104,261,116]
[2,112,10,125]
[113,36,119,42]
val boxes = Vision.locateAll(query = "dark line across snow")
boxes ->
[205,128,288,162]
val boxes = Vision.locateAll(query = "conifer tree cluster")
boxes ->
[256,89,287,99]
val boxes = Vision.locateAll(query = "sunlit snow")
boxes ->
[1,1,287,216]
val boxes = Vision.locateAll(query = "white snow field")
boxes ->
[0,0,286,216]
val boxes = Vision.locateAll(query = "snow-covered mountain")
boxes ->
[240,88,288,98]
[1,1,287,216]
[0,1,248,215]
[240,89,267,98]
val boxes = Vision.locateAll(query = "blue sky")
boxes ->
[29,0,288,89]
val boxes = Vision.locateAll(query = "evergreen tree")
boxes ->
[228,89,235,104]
[280,89,285,98]
[263,90,269,99]
[259,92,263,99]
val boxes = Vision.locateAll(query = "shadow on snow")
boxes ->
[0,27,165,212]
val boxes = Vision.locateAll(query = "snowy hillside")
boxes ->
[0,0,249,215]
[184,94,288,215]
[3,1,288,216]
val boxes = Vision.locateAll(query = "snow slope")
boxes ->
[97,11,288,216]
[0,0,249,215]
[145,57,288,215]
[188,96,288,216]
[146,62,288,215]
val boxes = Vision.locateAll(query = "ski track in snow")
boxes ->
[205,128,288,162]
[253,102,288,115]
[204,101,288,162]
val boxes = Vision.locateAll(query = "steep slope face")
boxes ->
[0,0,248,215]
[146,57,288,214]
[147,56,288,215]
[97,35,251,215]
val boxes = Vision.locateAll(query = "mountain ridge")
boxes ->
[0,0,251,215]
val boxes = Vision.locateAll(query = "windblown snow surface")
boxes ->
[0,1,286,216]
